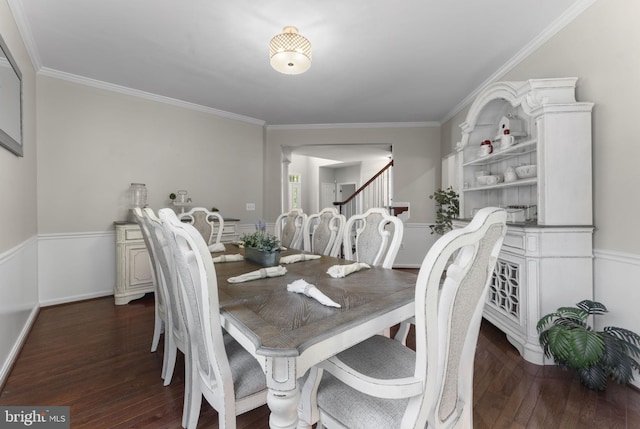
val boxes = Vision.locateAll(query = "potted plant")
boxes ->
[537,299,640,391]
[240,230,281,267]
[428,187,459,235]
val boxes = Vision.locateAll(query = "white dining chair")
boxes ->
[179,207,224,247]
[303,207,346,257]
[144,209,191,384]
[299,207,507,429]
[131,208,167,356]
[342,207,403,269]
[140,208,193,428]
[275,207,307,250]
[161,208,268,429]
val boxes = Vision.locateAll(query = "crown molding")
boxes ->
[440,0,600,125]
[267,121,439,131]
[38,67,266,126]
[7,0,42,70]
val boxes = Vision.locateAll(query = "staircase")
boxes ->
[333,160,394,218]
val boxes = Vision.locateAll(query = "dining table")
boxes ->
[213,246,418,429]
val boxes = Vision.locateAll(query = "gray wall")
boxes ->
[36,76,265,232]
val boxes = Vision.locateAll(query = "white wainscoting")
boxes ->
[593,248,640,389]
[0,236,39,388]
[38,231,116,306]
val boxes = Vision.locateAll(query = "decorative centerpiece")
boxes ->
[240,231,281,267]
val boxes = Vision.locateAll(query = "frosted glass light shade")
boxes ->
[269,26,312,75]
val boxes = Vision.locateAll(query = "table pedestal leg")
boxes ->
[265,356,301,429]
[267,387,300,429]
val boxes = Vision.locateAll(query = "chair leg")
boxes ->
[151,309,163,352]
[163,338,178,386]
[393,320,413,345]
[160,332,170,380]
[297,367,323,429]
[181,352,193,429]
[186,378,202,429]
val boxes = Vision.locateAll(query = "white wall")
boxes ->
[0,0,38,388]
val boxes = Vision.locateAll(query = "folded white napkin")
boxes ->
[279,254,321,264]
[287,279,341,308]
[228,266,287,283]
[208,242,226,253]
[327,262,371,278]
[212,254,244,263]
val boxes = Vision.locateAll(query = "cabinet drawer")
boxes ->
[125,228,143,241]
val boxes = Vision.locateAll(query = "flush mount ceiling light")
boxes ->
[269,26,312,75]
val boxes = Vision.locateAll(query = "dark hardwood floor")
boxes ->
[1,293,639,428]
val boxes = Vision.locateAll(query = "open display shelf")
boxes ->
[453,78,594,365]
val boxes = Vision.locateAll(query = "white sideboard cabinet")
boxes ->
[114,221,154,305]
[453,78,594,365]
[219,218,240,243]
[114,217,240,305]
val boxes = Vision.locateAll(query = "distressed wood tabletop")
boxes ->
[214,246,417,357]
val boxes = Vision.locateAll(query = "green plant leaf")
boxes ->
[240,231,280,252]
[604,327,640,352]
[555,307,589,323]
[537,312,560,332]
[546,325,574,363]
[567,329,605,368]
[578,365,608,391]
[600,334,626,368]
[576,300,608,315]
[546,326,603,368]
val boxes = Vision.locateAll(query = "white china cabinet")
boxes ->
[453,78,594,364]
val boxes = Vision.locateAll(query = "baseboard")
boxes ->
[39,290,114,307]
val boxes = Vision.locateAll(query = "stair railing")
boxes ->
[333,160,394,218]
